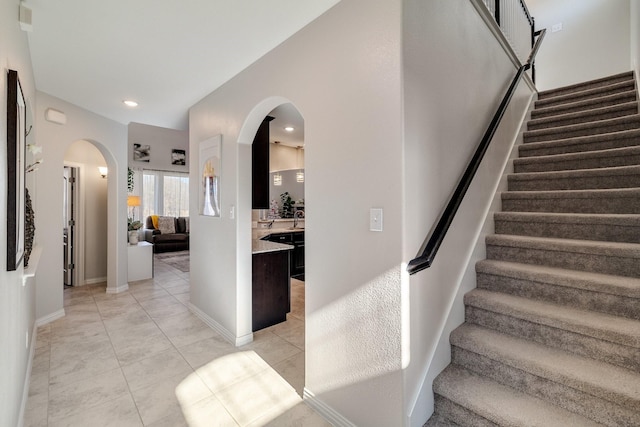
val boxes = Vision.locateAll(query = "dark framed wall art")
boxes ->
[6,69,26,271]
[171,149,186,165]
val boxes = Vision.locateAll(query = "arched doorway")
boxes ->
[63,140,109,289]
[239,98,306,395]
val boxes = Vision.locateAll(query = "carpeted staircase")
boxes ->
[426,71,640,426]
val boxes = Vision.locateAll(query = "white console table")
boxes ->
[128,241,153,282]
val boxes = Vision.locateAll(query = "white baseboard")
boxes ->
[17,322,39,427]
[303,388,355,427]
[188,303,253,347]
[84,276,107,285]
[36,309,65,327]
[106,283,129,294]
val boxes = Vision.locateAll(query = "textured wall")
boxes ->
[189,0,405,424]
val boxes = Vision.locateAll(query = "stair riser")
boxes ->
[452,347,640,427]
[514,152,640,173]
[465,306,640,372]
[501,195,640,214]
[476,271,640,320]
[524,119,640,144]
[485,243,640,277]
[527,105,638,131]
[507,172,640,191]
[519,132,640,157]
[536,82,636,108]
[538,73,635,100]
[532,92,638,119]
[432,395,497,427]
[494,218,640,243]
[424,412,462,427]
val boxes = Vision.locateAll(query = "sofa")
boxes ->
[143,216,189,253]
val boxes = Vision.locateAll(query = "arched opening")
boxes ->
[239,98,306,396]
[61,139,119,293]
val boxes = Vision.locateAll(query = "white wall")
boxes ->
[632,0,640,83]
[189,0,404,424]
[36,92,129,315]
[269,143,304,172]
[402,0,536,424]
[128,122,188,173]
[64,141,109,282]
[0,0,38,424]
[528,0,631,90]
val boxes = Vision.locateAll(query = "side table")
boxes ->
[128,241,153,282]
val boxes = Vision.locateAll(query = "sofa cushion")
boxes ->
[158,216,176,234]
[176,217,188,234]
[154,233,188,243]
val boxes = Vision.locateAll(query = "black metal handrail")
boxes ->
[407,28,546,275]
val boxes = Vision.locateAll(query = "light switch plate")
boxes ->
[552,22,563,32]
[370,208,383,232]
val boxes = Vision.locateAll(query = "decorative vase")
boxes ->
[24,188,35,267]
[128,230,139,245]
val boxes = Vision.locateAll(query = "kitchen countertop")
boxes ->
[255,227,305,239]
[252,239,294,254]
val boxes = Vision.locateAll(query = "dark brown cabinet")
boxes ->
[262,231,305,278]
[291,232,305,278]
[252,249,291,331]
[251,116,274,209]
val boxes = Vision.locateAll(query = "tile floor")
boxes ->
[23,255,328,426]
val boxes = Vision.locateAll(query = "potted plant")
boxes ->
[128,218,142,245]
[280,192,294,218]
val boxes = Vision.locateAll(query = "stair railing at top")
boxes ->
[407,27,546,275]
[483,0,536,76]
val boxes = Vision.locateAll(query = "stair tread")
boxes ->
[532,90,638,119]
[537,71,634,99]
[465,288,640,348]
[536,79,636,106]
[528,101,638,128]
[451,323,640,407]
[487,233,640,254]
[515,145,640,167]
[509,164,640,181]
[434,365,602,427]
[502,187,640,199]
[476,259,640,298]
[494,211,640,226]
[524,113,640,139]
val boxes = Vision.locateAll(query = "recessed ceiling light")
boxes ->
[284,126,294,132]
[123,100,138,107]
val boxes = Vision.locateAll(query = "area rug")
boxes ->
[155,250,190,272]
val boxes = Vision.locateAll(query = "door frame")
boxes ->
[63,162,86,287]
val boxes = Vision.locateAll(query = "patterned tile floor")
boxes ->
[24,255,326,426]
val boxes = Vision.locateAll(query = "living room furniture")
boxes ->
[128,241,153,281]
[143,216,189,253]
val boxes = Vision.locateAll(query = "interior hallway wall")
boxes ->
[0,0,38,424]
[528,0,631,90]
[189,0,404,424]
[35,91,128,318]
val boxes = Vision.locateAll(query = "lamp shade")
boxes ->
[127,195,141,207]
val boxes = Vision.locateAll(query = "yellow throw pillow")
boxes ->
[151,215,159,229]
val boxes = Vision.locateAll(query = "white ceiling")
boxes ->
[25,0,341,131]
